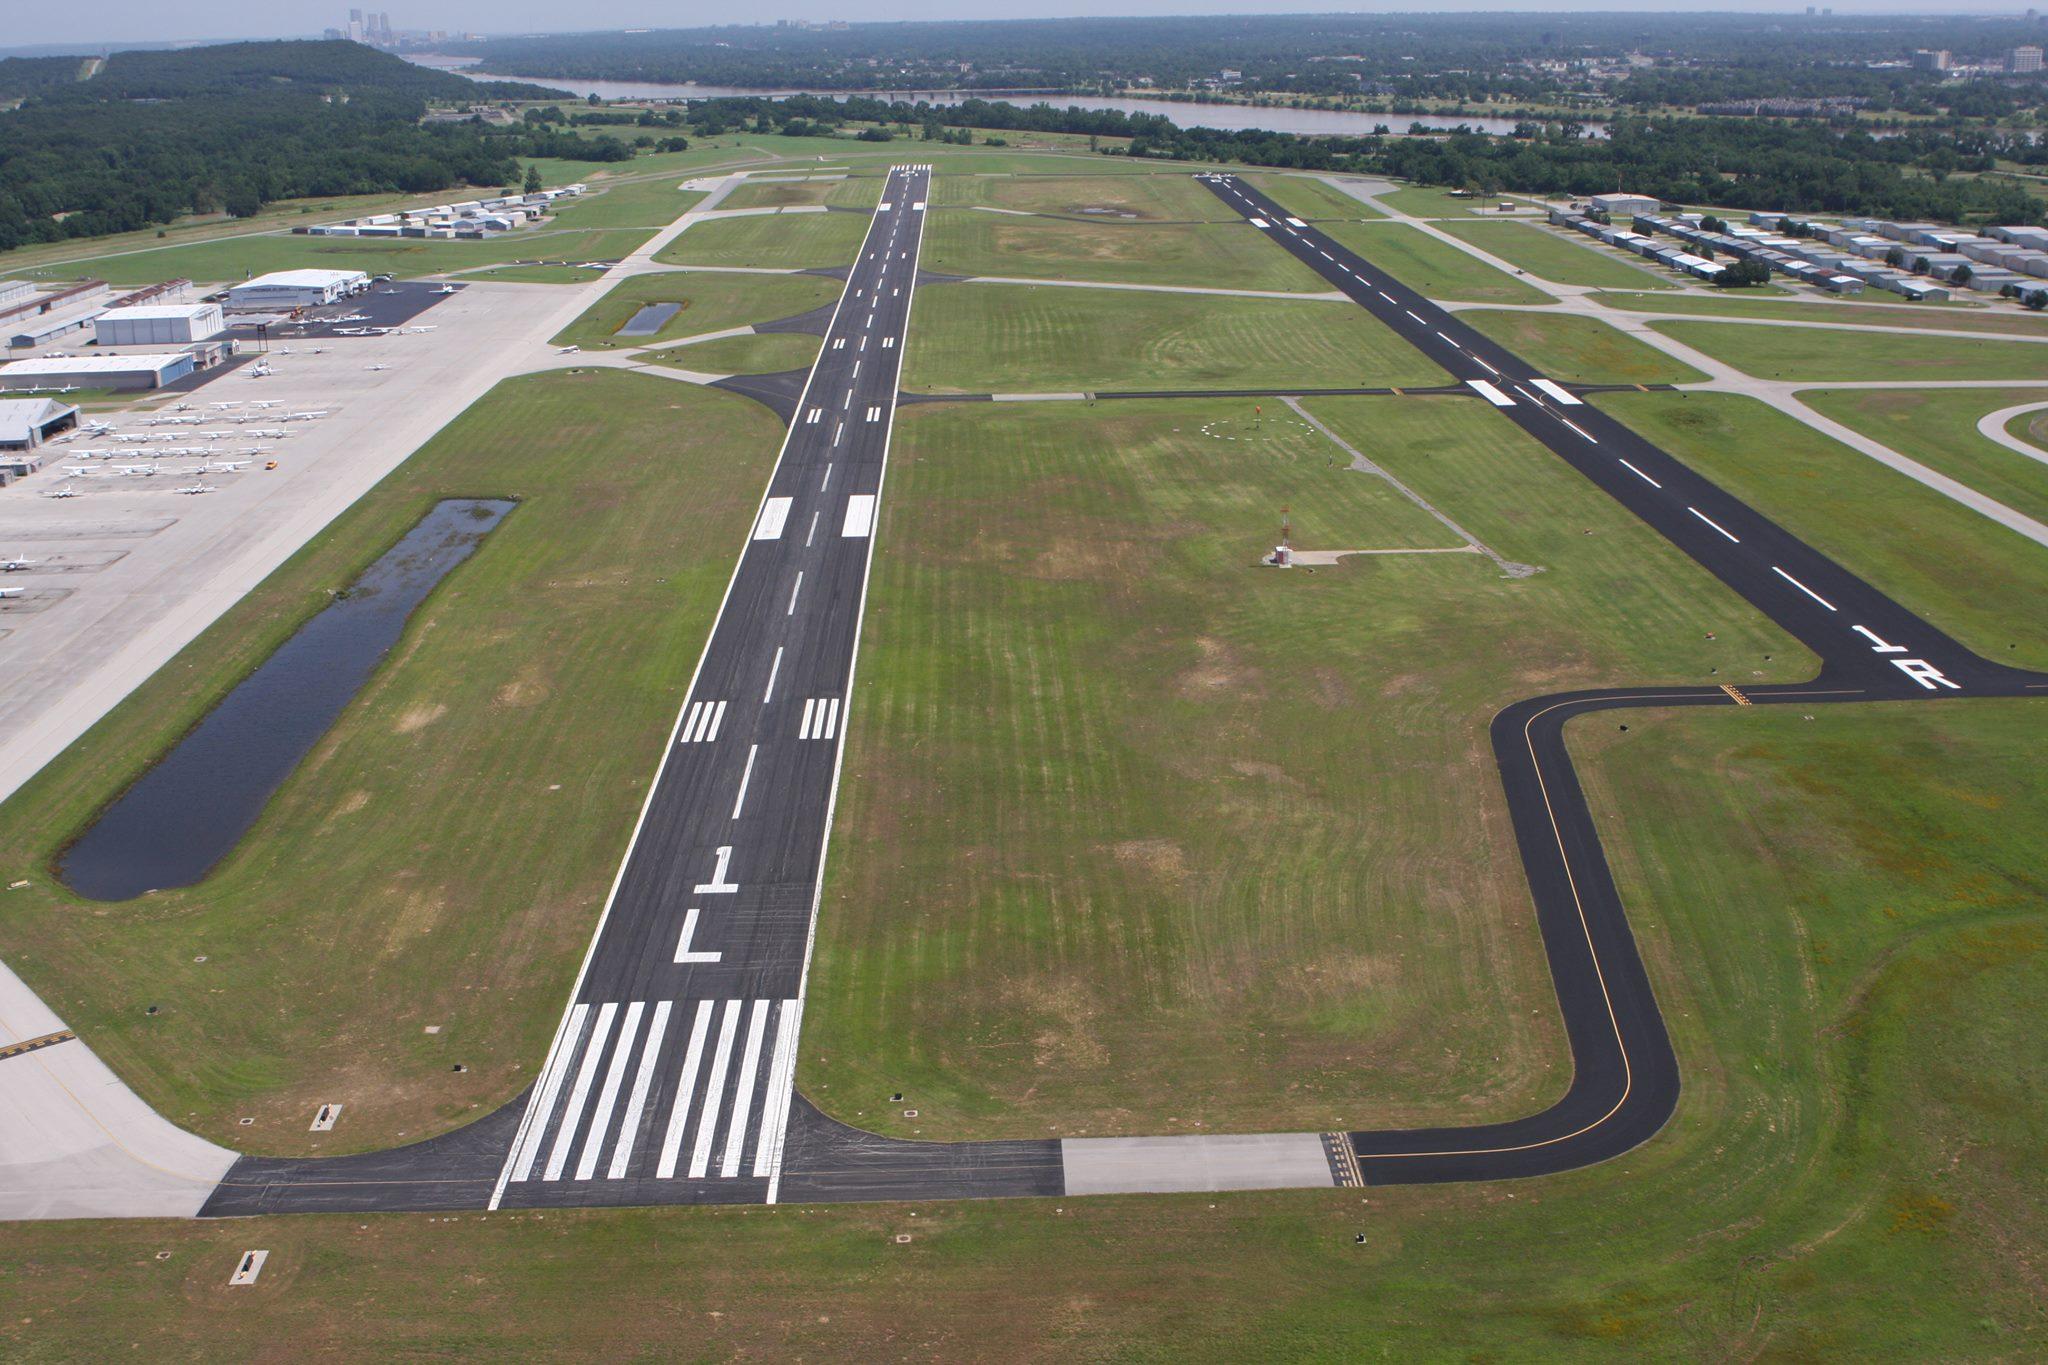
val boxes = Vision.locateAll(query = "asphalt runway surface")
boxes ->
[198,171,2047,1216]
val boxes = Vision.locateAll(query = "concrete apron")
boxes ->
[1061,1132,1335,1195]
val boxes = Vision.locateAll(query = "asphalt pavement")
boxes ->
[199,171,2048,1218]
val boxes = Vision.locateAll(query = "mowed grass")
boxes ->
[930,172,1246,222]
[920,208,1331,293]
[1597,391,2048,669]
[1594,288,2048,336]
[0,371,783,1155]
[800,394,1808,1143]
[551,270,841,350]
[720,176,883,211]
[655,330,820,375]
[655,209,873,269]
[1442,219,1677,289]
[1650,318,2048,380]
[4,699,2043,1358]
[901,282,1449,394]
[1460,309,1707,386]
[1803,386,2048,528]
[1243,173,1387,220]
[1375,185,1513,218]
[1322,221,1553,305]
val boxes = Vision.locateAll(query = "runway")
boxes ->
[198,169,2046,1217]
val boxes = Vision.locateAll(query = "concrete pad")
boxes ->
[1061,1132,1335,1195]
[0,958,235,1219]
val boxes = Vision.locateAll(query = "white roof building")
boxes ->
[225,269,370,310]
[94,302,225,348]
[0,396,79,448]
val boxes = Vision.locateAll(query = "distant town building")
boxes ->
[2012,46,2044,74]
[1912,49,1953,72]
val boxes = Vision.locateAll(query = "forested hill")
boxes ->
[0,54,92,103]
[0,42,568,253]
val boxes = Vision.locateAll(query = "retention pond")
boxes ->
[59,498,515,901]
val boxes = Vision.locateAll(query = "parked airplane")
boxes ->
[45,484,79,499]
[285,411,327,421]
[204,461,252,473]
[1,555,43,572]
[248,401,282,409]
[364,363,390,371]
[557,344,580,354]
[0,587,23,600]
[172,484,213,496]
[434,284,459,295]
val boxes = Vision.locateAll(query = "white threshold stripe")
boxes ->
[720,1001,773,1177]
[688,1001,744,1179]
[799,696,816,739]
[543,1001,617,1181]
[576,1001,644,1181]
[752,1000,804,1179]
[1689,506,1740,542]
[1618,458,1660,487]
[608,999,673,1179]
[655,1001,716,1179]
[1773,565,1838,611]
[510,1002,587,1182]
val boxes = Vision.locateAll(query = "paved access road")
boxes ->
[199,170,2046,1217]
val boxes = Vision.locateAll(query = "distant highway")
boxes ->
[200,170,2047,1217]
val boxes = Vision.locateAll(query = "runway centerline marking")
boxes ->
[1773,565,1837,611]
[1688,507,1739,542]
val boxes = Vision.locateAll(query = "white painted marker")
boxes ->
[731,744,758,819]
[1466,379,1515,407]
[1772,565,1837,611]
[752,496,792,541]
[1618,458,1659,487]
[1531,378,1582,406]
[1688,507,1739,542]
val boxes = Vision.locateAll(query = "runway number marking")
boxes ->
[675,906,723,964]
[693,845,740,894]
[1853,625,1961,690]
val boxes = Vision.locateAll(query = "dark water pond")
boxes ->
[59,498,515,901]
[618,301,682,336]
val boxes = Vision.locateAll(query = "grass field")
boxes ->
[1597,391,2048,670]
[1322,222,1554,305]
[1242,174,1387,220]
[1,620,2040,1359]
[1802,386,2048,528]
[901,282,1450,393]
[920,209,1331,293]
[929,172,1246,222]
[1459,310,1707,386]
[798,394,1808,1142]
[654,210,873,270]
[0,372,783,1155]
[1442,220,1677,290]
[1650,318,2048,381]
[656,330,821,375]
[551,271,841,350]
[720,176,884,212]
[1593,289,2048,336]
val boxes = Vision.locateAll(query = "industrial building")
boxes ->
[0,352,197,392]
[0,396,79,449]
[93,302,225,348]
[225,269,370,311]
[1587,192,1662,221]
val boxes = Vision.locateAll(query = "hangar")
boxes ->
[95,302,224,347]
[0,396,79,449]
[0,352,196,392]
[226,269,370,311]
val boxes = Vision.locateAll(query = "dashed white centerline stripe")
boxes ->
[1618,457,1659,486]
[1773,565,1838,611]
[1560,418,1598,444]
[787,572,803,615]
[1688,507,1740,542]
[763,646,783,703]
[731,744,758,819]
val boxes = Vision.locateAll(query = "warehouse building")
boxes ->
[93,302,225,348]
[0,352,196,392]
[0,396,79,449]
[225,269,369,311]
[1588,192,1662,221]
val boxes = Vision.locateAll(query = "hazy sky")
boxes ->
[5,2,2018,53]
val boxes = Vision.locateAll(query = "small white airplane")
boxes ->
[81,420,115,434]
[247,429,288,439]
[170,402,193,412]
[434,284,459,295]
[0,555,42,572]
[557,344,580,355]
[248,401,281,409]
[209,401,240,410]
[407,325,437,333]
[0,586,23,600]
[113,463,162,476]
[331,313,370,323]
[172,484,214,496]
[286,411,328,421]
[45,484,79,499]
[52,432,77,444]
[204,460,252,473]
[364,363,390,371]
